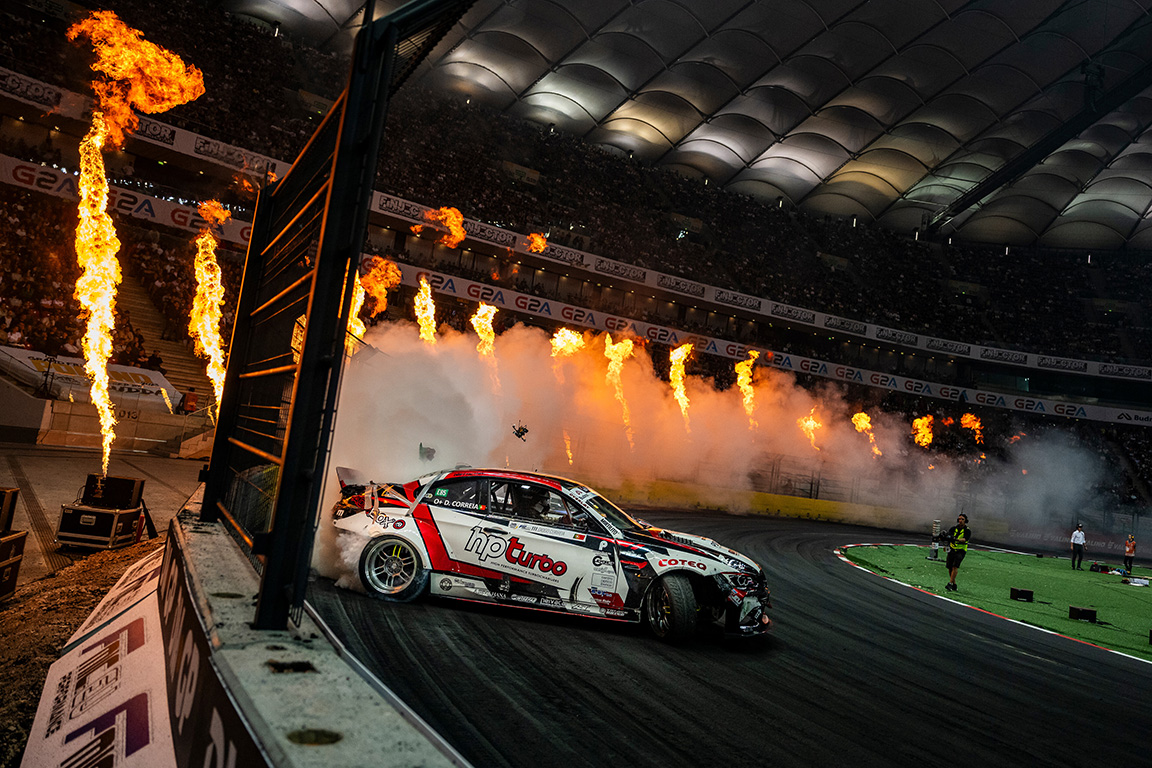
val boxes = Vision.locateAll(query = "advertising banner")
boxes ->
[0,345,179,410]
[22,593,177,768]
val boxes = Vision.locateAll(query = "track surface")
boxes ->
[308,513,1152,767]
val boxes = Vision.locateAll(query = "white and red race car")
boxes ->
[332,466,771,640]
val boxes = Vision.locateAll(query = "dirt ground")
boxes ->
[0,537,166,768]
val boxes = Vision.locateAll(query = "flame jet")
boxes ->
[852,412,882,457]
[603,334,636,450]
[412,207,466,248]
[797,407,822,451]
[68,10,204,473]
[189,200,230,411]
[735,351,759,429]
[669,343,693,433]
[550,327,585,382]
[347,256,402,354]
[526,233,548,253]
[961,413,984,444]
[912,415,934,448]
[415,276,437,344]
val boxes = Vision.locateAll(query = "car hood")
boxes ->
[623,526,761,574]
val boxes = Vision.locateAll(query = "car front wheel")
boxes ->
[358,535,427,602]
[644,572,697,641]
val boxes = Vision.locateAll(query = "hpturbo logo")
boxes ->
[465,527,568,576]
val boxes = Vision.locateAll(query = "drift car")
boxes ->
[332,467,771,640]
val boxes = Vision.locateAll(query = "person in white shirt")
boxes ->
[1070,524,1086,570]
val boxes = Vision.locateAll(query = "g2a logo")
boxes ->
[561,306,595,323]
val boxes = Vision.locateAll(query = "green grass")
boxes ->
[843,545,1152,662]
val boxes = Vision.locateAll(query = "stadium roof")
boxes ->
[232,0,1152,250]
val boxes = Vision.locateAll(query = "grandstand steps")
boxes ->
[116,276,215,402]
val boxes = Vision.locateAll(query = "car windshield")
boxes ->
[581,492,644,532]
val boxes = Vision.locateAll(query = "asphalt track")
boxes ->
[307,512,1152,767]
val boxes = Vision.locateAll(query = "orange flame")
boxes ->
[550,327,585,382]
[669,343,692,432]
[189,200,230,408]
[67,11,205,148]
[160,388,173,414]
[961,413,984,444]
[74,114,120,474]
[797,407,822,451]
[415,276,436,344]
[470,303,498,358]
[852,412,882,457]
[912,415,934,448]
[526,233,548,253]
[67,11,203,474]
[420,207,466,248]
[1009,432,1026,444]
[940,416,954,426]
[604,334,635,449]
[735,350,759,429]
[564,430,573,465]
[347,281,366,354]
[360,256,402,317]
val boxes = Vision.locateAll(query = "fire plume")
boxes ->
[940,416,954,426]
[360,256,402,316]
[851,412,882,457]
[735,351,759,429]
[550,327,585,382]
[526,233,548,253]
[67,11,205,148]
[470,303,498,358]
[669,343,692,432]
[961,413,984,444]
[563,430,573,465]
[420,207,466,248]
[797,407,822,451]
[189,200,230,408]
[68,11,204,474]
[415,276,437,344]
[74,114,120,474]
[603,334,635,449]
[1009,432,1026,444]
[912,415,934,448]
[347,282,366,354]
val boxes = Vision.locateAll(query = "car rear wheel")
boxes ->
[359,536,427,602]
[644,572,697,641]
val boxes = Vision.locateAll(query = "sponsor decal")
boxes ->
[392,519,405,530]
[509,593,538,604]
[513,295,552,315]
[979,348,1028,364]
[833,366,864,383]
[926,338,972,355]
[603,608,628,617]
[376,193,428,221]
[465,283,506,304]
[464,527,568,576]
[657,558,706,571]
[539,597,564,608]
[1099,363,1152,379]
[462,219,516,247]
[541,244,586,267]
[440,578,452,591]
[594,258,647,282]
[592,554,613,568]
[656,274,706,297]
[192,136,277,175]
[560,306,596,324]
[875,328,918,346]
[715,290,763,311]
[0,70,62,107]
[1117,412,1152,423]
[1037,356,1088,373]
[135,117,178,147]
[771,303,815,323]
[824,316,867,334]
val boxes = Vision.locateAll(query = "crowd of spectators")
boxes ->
[5,3,1151,366]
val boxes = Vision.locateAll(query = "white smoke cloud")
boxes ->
[312,317,1114,580]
